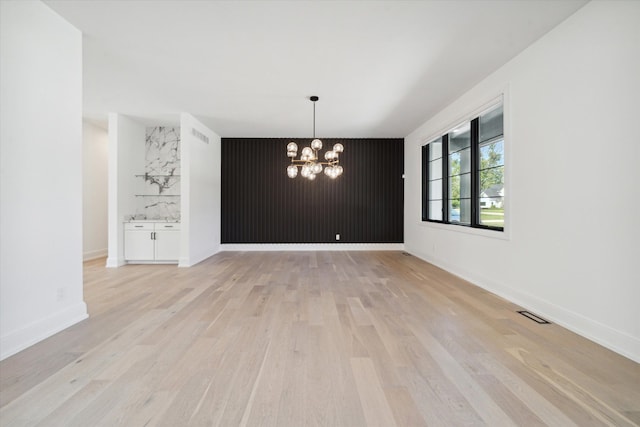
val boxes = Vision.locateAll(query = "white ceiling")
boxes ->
[45,0,587,137]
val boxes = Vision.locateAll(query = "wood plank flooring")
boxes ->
[1,251,638,426]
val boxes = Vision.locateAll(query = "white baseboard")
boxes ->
[105,256,125,268]
[83,248,107,261]
[220,243,405,251]
[0,302,88,361]
[178,245,221,267]
[406,248,640,363]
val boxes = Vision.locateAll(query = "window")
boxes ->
[448,122,471,224]
[422,137,443,221]
[478,104,504,228]
[422,102,504,231]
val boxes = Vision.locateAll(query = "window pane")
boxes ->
[449,200,460,222]
[428,201,442,221]
[478,123,504,229]
[449,173,470,200]
[479,104,503,143]
[429,179,442,200]
[480,139,504,167]
[460,173,470,198]
[460,148,470,174]
[479,199,504,228]
[449,123,470,153]
[479,165,504,194]
[448,198,470,224]
[449,148,470,176]
[449,152,459,172]
[428,159,442,180]
[460,198,471,224]
[449,174,459,199]
[428,140,442,160]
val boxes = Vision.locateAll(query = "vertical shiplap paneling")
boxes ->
[221,138,403,243]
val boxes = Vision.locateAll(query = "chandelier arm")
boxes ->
[290,160,338,167]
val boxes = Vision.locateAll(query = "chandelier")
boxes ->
[286,96,344,180]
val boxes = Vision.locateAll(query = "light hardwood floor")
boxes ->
[1,251,638,426]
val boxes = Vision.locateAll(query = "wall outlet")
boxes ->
[336,233,340,241]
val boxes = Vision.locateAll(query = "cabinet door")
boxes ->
[154,230,181,261]
[124,230,155,260]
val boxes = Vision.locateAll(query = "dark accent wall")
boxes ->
[221,138,404,243]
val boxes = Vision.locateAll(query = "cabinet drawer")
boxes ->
[124,223,154,231]
[157,223,180,230]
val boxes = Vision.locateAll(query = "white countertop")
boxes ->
[124,219,180,223]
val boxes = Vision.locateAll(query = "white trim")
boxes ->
[125,260,178,265]
[419,87,511,241]
[417,220,510,241]
[407,248,640,364]
[220,243,405,252]
[420,92,505,146]
[105,256,125,268]
[83,248,107,261]
[0,302,88,361]
[178,247,220,267]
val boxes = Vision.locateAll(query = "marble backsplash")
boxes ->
[133,127,181,221]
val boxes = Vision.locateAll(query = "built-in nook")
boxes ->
[106,113,221,268]
[123,126,182,263]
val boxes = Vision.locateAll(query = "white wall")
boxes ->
[83,121,109,260]
[404,1,640,362]
[179,114,221,266]
[0,1,87,360]
[106,114,146,267]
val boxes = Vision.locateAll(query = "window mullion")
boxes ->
[442,134,449,223]
[422,145,428,221]
[471,118,479,227]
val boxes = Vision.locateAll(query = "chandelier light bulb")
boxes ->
[311,139,323,150]
[307,172,316,180]
[287,165,298,178]
[287,142,298,152]
[301,147,313,156]
[333,143,344,153]
[313,163,322,174]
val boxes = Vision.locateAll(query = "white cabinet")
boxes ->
[154,223,181,261]
[124,223,155,260]
[124,222,180,263]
